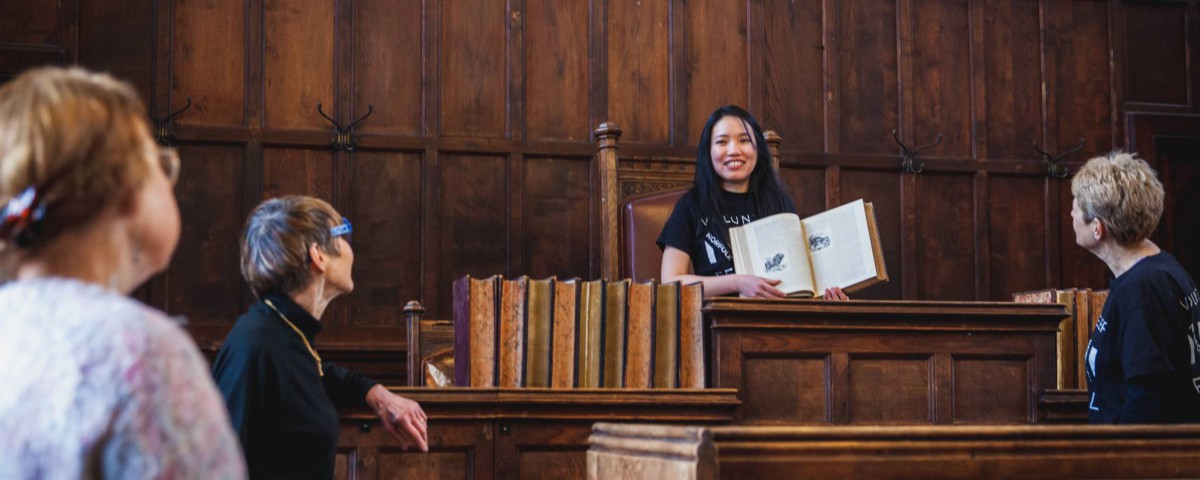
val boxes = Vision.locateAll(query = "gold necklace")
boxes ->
[264,299,324,377]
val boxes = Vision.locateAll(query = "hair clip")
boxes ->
[0,186,47,246]
[330,217,353,238]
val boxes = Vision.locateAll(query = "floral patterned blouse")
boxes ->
[0,277,246,479]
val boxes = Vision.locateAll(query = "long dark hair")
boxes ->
[689,105,796,224]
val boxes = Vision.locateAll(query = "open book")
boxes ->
[729,199,888,297]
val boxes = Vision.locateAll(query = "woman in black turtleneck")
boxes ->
[212,195,427,479]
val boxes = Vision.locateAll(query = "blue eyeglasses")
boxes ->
[330,217,353,238]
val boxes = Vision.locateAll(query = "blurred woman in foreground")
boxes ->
[0,67,245,477]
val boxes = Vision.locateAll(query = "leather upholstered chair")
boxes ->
[621,188,687,283]
[594,122,781,282]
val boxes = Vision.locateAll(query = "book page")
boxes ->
[800,199,878,292]
[730,213,814,297]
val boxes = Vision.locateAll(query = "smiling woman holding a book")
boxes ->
[656,105,855,300]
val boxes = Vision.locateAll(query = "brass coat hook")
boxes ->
[892,129,943,174]
[150,96,192,146]
[317,103,374,152]
[1033,138,1086,179]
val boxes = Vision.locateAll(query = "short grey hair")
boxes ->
[240,195,344,297]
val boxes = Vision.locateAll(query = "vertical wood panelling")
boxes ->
[0,2,59,43]
[33,0,1198,321]
[761,0,825,152]
[525,0,590,142]
[779,167,827,219]
[836,0,899,154]
[523,157,592,278]
[1045,0,1113,158]
[173,0,245,127]
[606,0,671,144]
[166,145,245,324]
[1156,137,1200,280]
[346,151,424,326]
[77,0,154,100]
[840,170,903,300]
[440,0,507,137]
[1124,2,1189,106]
[683,3,750,146]
[437,154,508,314]
[915,174,976,300]
[982,0,1042,159]
[909,0,972,158]
[988,175,1048,299]
[353,0,424,135]
[262,148,336,200]
[263,0,335,130]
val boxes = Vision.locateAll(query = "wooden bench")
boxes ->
[588,422,1200,479]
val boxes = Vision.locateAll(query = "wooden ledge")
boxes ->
[340,388,741,423]
[704,298,1067,332]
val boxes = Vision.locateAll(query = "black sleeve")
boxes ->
[657,195,695,253]
[322,361,379,408]
[1118,372,1170,423]
[211,337,274,463]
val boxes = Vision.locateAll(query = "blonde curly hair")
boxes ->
[1071,151,1164,246]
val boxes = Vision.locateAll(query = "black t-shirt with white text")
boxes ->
[657,190,765,277]
[1085,252,1200,424]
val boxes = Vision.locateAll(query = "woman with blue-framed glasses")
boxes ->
[212,195,428,478]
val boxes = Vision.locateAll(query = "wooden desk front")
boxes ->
[706,299,1067,424]
[336,388,739,480]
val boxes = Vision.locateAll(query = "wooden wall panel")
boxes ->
[836,0,899,155]
[988,175,1048,299]
[909,0,973,158]
[915,174,976,300]
[0,2,59,44]
[606,0,671,144]
[1124,2,1189,106]
[1156,137,1200,281]
[30,0,1198,321]
[263,0,335,130]
[840,170,902,300]
[172,0,244,127]
[982,0,1042,160]
[439,0,507,138]
[0,50,67,84]
[1045,0,1113,158]
[684,3,750,146]
[77,0,154,100]
[346,151,424,326]
[262,148,336,200]
[779,167,827,219]
[525,0,590,142]
[166,145,245,324]
[761,0,825,153]
[436,154,508,314]
[353,0,423,135]
[523,157,592,279]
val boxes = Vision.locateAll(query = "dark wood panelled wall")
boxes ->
[2,1,1199,329]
